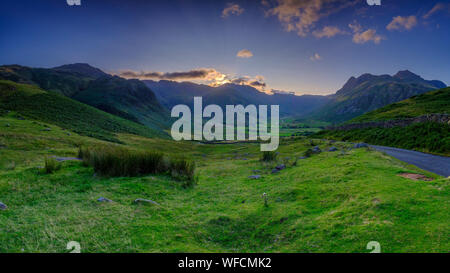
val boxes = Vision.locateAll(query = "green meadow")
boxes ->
[0,112,448,253]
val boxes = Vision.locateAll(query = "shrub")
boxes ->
[261,151,277,162]
[44,157,61,174]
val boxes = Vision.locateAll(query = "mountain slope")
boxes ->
[315,87,450,156]
[350,87,450,123]
[311,70,446,123]
[144,80,330,116]
[0,80,166,142]
[0,64,170,131]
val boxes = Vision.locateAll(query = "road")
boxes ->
[370,145,450,177]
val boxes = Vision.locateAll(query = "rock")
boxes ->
[271,169,280,174]
[41,128,51,131]
[0,202,7,210]
[284,157,290,160]
[298,156,307,160]
[5,123,10,127]
[354,143,369,148]
[328,147,338,152]
[51,156,81,162]
[312,146,321,153]
[134,198,160,206]
[252,170,261,173]
[275,164,286,170]
[97,197,112,202]
[248,175,261,179]
[67,133,71,136]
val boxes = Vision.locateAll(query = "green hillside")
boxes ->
[315,87,450,156]
[350,87,450,123]
[0,80,166,143]
[0,64,170,132]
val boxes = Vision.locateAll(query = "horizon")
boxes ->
[1,0,450,95]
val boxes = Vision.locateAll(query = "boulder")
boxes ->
[312,146,321,153]
[0,202,7,210]
[97,197,112,202]
[354,143,369,148]
[134,198,160,206]
[328,147,338,152]
[248,175,261,179]
[275,164,286,170]
[298,156,307,160]
[271,169,280,174]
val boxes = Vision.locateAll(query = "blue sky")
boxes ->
[1,0,449,94]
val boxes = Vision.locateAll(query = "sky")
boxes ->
[0,0,449,95]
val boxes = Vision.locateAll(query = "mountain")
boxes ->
[310,70,446,123]
[144,80,330,116]
[0,64,169,131]
[0,80,166,142]
[53,63,108,78]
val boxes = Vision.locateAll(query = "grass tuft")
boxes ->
[44,157,61,174]
[261,151,277,162]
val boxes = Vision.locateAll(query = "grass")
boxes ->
[316,122,450,156]
[0,114,448,253]
[261,151,277,162]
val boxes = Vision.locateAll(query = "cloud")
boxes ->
[423,3,450,19]
[264,0,358,37]
[352,29,383,44]
[228,75,269,92]
[118,68,227,83]
[236,49,253,58]
[386,16,418,31]
[348,22,362,33]
[312,26,344,38]
[309,53,322,61]
[222,3,244,18]
[349,21,383,44]
[118,69,272,93]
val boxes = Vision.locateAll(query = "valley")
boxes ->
[0,63,448,253]
[0,111,448,252]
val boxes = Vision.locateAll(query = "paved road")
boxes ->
[370,145,450,177]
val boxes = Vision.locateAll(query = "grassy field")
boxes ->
[0,113,449,253]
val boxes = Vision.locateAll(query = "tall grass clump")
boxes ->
[44,157,61,174]
[78,146,197,186]
[261,151,277,162]
[169,157,197,188]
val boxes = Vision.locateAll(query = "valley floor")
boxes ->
[0,114,448,253]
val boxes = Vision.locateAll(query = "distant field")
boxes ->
[0,113,448,253]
